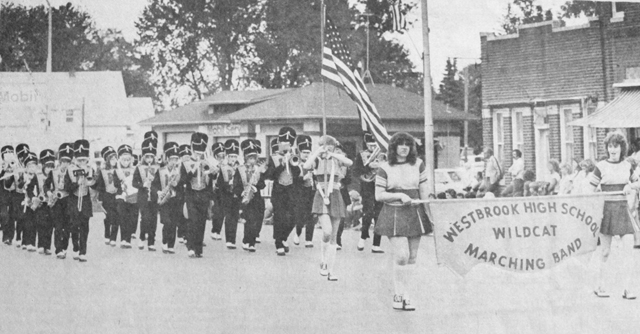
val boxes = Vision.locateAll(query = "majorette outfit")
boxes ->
[589,159,639,236]
[0,145,16,245]
[21,152,39,251]
[209,142,225,239]
[180,132,214,257]
[63,140,98,260]
[294,135,316,244]
[113,144,138,247]
[266,127,301,254]
[374,159,431,237]
[215,139,243,247]
[239,139,266,250]
[311,156,347,218]
[133,136,160,250]
[354,133,382,247]
[152,142,182,252]
[46,143,73,257]
[95,146,119,245]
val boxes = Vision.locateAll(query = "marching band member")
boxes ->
[354,132,384,253]
[293,135,316,248]
[1,145,16,245]
[177,144,192,243]
[95,146,119,246]
[180,132,214,258]
[114,144,137,249]
[64,139,97,262]
[153,142,182,254]
[304,135,352,281]
[47,143,73,258]
[209,142,225,241]
[266,127,301,256]
[14,143,30,248]
[21,152,38,252]
[30,149,55,255]
[334,143,351,250]
[216,139,243,249]
[133,138,160,251]
[239,139,266,252]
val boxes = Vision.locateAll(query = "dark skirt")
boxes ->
[600,200,637,236]
[375,204,431,237]
[312,189,346,218]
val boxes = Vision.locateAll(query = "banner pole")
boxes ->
[421,0,435,195]
[321,1,327,137]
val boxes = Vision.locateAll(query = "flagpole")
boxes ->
[321,1,327,137]
[46,0,52,73]
[421,0,435,195]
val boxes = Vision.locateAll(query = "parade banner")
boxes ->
[428,193,619,276]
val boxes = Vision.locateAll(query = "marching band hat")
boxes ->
[164,142,180,158]
[39,149,56,165]
[58,143,74,161]
[191,132,208,153]
[270,138,279,152]
[23,152,38,166]
[1,145,14,158]
[141,138,157,157]
[16,143,30,161]
[212,142,225,156]
[297,135,312,153]
[118,144,133,157]
[101,146,117,161]
[252,139,262,154]
[144,130,159,143]
[225,139,240,156]
[241,139,259,157]
[363,132,375,144]
[74,139,90,158]
[278,127,297,145]
[179,144,192,157]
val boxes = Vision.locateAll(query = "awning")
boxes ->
[569,89,640,128]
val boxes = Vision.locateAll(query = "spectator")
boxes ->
[523,169,536,196]
[445,189,457,199]
[572,159,595,194]
[436,192,447,199]
[557,162,573,195]
[483,147,503,196]
[545,159,561,195]
[501,149,525,197]
[631,138,640,161]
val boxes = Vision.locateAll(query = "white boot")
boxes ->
[357,238,365,251]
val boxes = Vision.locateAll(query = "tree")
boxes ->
[136,0,261,107]
[0,2,96,72]
[437,58,463,111]
[501,0,553,34]
[356,0,417,35]
[560,1,597,19]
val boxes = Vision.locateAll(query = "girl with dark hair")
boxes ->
[303,135,353,281]
[589,131,638,299]
[374,132,431,311]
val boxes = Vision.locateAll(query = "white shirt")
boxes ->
[508,157,525,180]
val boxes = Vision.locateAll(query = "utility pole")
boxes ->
[464,65,469,153]
[422,0,435,195]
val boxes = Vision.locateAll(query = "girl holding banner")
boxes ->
[590,131,638,299]
[374,132,431,311]
[304,136,352,282]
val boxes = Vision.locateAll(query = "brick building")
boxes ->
[480,2,640,179]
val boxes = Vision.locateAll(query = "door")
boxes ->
[535,125,550,179]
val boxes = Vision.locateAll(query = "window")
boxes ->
[560,105,577,163]
[65,110,74,123]
[587,126,597,160]
[511,109,525,153]
[492,109,508,163]
[612,2,626,20]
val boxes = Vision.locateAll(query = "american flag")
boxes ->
[321,16,390,151]
[391,0,407,32]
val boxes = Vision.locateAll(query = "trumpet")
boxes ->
[30,194,46,210]
[242,162,265,205]
[158,170,180,206]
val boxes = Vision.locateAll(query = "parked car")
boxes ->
[435,168,473,195]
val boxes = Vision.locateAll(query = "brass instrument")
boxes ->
[158,169,180,205]
[47,191,61,207]
[143,167,156,202]
[75,167,94,212]
[21,173,34,213]
[242,162,265,205]
[361,147,386,182]
[116,164,137,203]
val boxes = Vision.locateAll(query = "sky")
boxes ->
[11,0,579,85]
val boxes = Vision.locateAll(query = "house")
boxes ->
[139,82,478,168]
[0,71,154,155]
[480,2,640,179]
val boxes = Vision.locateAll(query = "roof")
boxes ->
[195,88,293,105]
[569,89,640,128]
[140,83,477,126]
